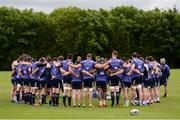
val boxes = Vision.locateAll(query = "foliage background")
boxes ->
[0,6,180,70]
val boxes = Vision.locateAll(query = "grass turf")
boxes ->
[0,70,180,119]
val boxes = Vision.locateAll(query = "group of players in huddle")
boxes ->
[10,51,170,107]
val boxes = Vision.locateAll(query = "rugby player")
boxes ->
[95,57,109,107]
[10,59,19,102]
[108,51,124,107]
[70,56,83,107]
[160,58,170,97]
[128,52,144,106]
[60,53,73,106]
[121,58,132,107]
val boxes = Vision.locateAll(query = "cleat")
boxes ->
[89,104,92,107]
[99,104,103,107]
[72,105,76,107]
[163,93,167,97]
[103,104,107,107]
[131,101,136,106]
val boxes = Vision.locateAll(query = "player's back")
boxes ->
[132,58,144,78]
[61,59,72,71]
[109,58,123,70]
[81,60,95,71]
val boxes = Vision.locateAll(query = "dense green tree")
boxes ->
[0,6,180,70]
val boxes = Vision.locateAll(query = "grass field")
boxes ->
[0,70,180,119]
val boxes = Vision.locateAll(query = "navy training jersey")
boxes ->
[109,58,124,79]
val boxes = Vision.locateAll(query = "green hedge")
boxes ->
[0,6,179,70]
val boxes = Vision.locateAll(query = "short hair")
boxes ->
[96,56,100,61]
[58,55,64,61]
[39,57,45,62]
[112,51,118,56]
[67,53,73,60]
[139,57,144,61]
[76,56,81,64]
[87,53,92,58]
[46,55,52,62]
[32,58,37,62]
[77,56,81,60]
[132,52,138,58]
[160,58,166,62]
[53,57,58,61]
[122,57,128,62]
[146,56,154,62]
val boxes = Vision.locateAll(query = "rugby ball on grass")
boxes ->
[130,109,139,116]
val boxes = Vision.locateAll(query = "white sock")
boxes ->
[99,101,102,105]
[157,97,160,101]
[103,100,106,105]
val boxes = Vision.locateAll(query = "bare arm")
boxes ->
[31,68,39,76]
[95,61,109,69]
[110,69,124,76]
[133,69,143,76]
[18,68,23,78]
[68,63,82,69]
[11,69,16,77]
[127,64,135,75]
[104,65,109,70]
[60,68,70,76]
[89,68,96,74]
[68,66,77,77]
[82,70,94,77]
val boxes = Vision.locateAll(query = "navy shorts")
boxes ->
[160,77,168,86]
[51,79,63,88]
[72,80,82,89]
[11,79,17,86]
[30,79,38,87]
[109,76,120,86]
[63,76,72,85]
[46,80,52,88]
[23,79,31,86]
[83,78,94,88]
[38,80,47,89]
[96,81,107,89]
[16,78,23,86]
[150,78,155,88]
[121,82,131,88]
[155,77,160,87]
[143,80,150,88]
[131,76,143,86]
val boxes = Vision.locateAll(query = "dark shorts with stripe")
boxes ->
[150,78,155,88]
[72,80,82,89]
[109,76,121,86]
[51,79,63,88]
[46,80,52,88]
[11,79,17,86]
[30,79,39,87]
[63,76,72,85]
[23,79,31,86]
[83,78,94,88]
[143,80,151,88]
[131,76,143,86]
[96,81,107,89]
[155,77,160,87]
[121,82,131,88]
[160,76,168,86]
[38,80,47,89]
[16,78,23,86]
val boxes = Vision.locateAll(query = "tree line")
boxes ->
[0,6,180,70]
